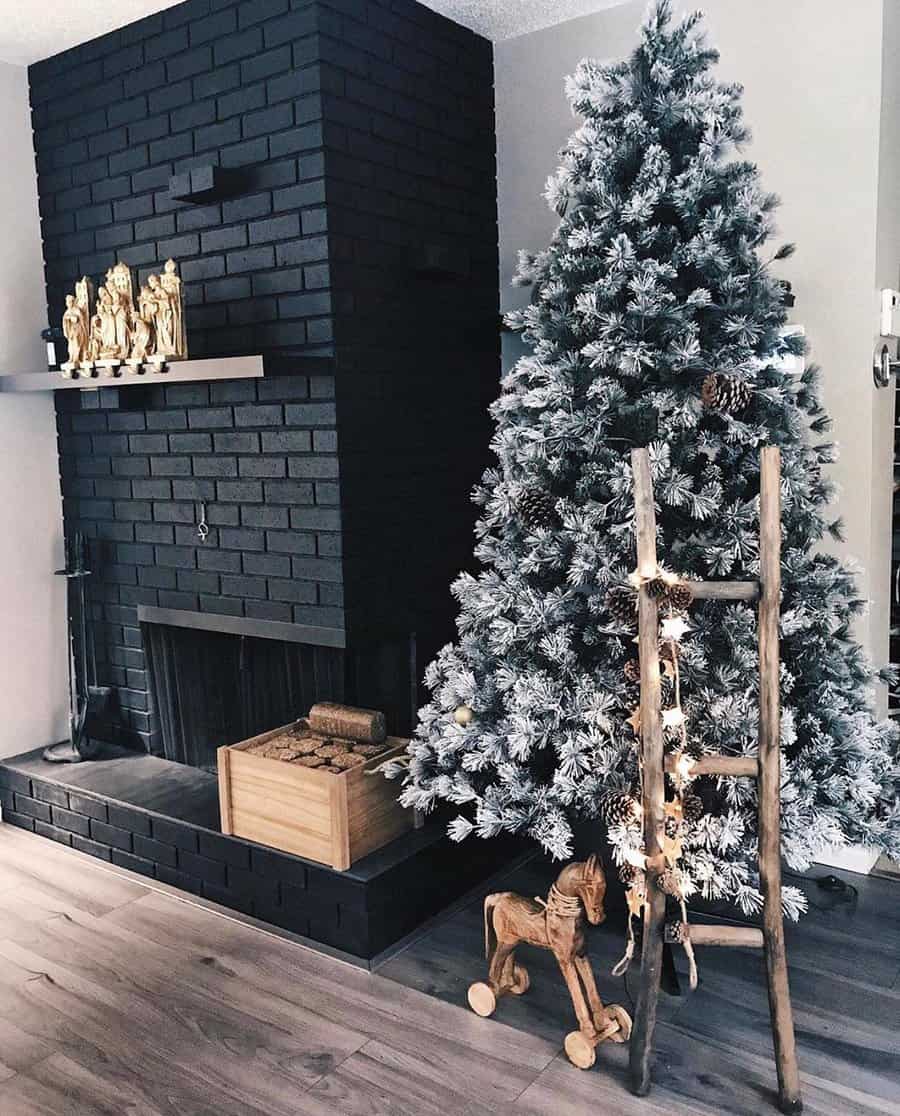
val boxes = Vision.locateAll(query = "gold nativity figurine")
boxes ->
[60,259,187,377]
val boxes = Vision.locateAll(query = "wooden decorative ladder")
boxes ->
[628,445,802,1115]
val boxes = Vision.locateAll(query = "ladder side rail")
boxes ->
[758,446,802,1114]
[628,448,667,1098]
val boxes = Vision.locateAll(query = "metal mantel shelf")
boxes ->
[0,354,264,393]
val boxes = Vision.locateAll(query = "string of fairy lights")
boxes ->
[606,567,702,987]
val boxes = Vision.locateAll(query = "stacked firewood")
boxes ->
[246,702,388,773]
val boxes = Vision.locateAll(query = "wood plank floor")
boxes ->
[380,857,900,1115]
[0,824,897,1115]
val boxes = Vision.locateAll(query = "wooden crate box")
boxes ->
[218,722,412,871]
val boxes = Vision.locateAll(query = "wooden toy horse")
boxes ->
[467,855,632,1069]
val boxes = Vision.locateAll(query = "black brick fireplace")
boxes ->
[0,0,520,961]
[29,0,499,750]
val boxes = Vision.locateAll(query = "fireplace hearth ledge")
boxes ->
[0,746,524,960]
[0,354,264,393]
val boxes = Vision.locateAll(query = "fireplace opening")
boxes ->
[141,615,415,772]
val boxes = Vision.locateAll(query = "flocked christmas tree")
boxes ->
[389,0,900,916]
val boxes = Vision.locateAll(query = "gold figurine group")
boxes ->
[60,259,187,378]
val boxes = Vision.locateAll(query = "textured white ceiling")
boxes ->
[0,0,627,66]
[421,0,627,41]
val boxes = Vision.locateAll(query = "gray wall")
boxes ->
[0,59,68,758]
[495,0,896,668]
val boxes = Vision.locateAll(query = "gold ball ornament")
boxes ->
[454,705,475,726]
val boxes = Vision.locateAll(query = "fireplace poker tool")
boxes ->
[43,533,108,764]
[85,576,113,730]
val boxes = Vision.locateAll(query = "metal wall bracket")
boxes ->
[874,343,900,388]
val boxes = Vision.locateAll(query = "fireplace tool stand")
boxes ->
[43,533,108,764]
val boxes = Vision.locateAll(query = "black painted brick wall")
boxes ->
[29,0,499,750]
[29,0,335,360]
[56,372,343,750]
[315,0,499,651]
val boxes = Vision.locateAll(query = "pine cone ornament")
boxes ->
[682,793,704,823]
[517,486,557,530]
[666,581,694,612]
[624,659,641,683]
[658,867,685,898]
[602,791,640,826]
[701,373,752,415]
[665,815,683,839]
[606,585,637,625]
[619,862,640,886]
[665,920,688,944]
[646,576,669,599]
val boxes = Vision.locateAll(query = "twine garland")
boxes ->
[613,565,698,983]
[535,883,586,919]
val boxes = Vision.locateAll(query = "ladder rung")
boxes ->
[665,754,759,778]
[673,924,765,949]
[691,580,760,601]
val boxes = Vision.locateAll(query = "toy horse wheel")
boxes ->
[467,981,497,1017]
[509,963,530,995]
[564,1030,596,1070]
[605,1003,633,1044]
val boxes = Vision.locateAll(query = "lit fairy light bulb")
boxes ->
[662,707,686,729]
[671,751,695,783]
[660,616,691,642]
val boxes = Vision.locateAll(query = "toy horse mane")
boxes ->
[556,854,603,892]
